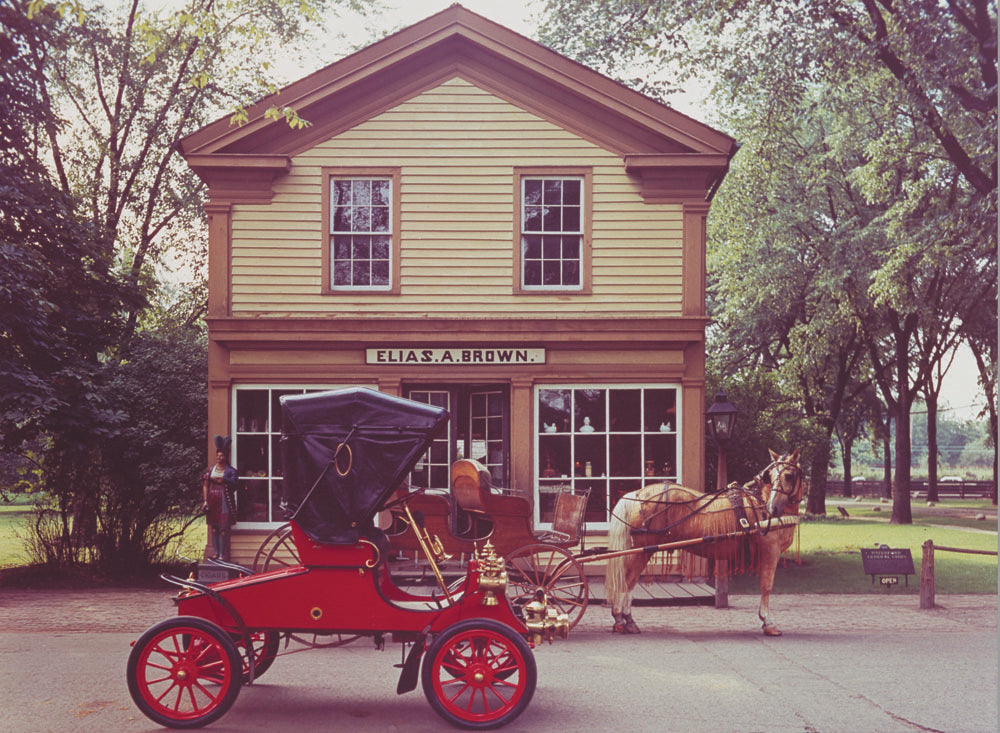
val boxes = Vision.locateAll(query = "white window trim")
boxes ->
[519,175,585,292]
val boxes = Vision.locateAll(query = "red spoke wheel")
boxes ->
[505,544,589,628]
[234,630,280,684]
[421,619,536,729]
[127,617,242,729]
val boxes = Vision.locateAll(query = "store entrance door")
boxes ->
[405,384,510,490]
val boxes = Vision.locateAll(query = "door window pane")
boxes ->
[406,390,452,490]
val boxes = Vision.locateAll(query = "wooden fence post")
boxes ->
[715,560,729,608]
[920,539,935,609]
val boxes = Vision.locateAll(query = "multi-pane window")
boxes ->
[232,385,362,524]
[330,177,392,290]
[521,176,583,289]
[534,386,680,528]
[405,386,510,491]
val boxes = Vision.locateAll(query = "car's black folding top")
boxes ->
[280,388,449,544]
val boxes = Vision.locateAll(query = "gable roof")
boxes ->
[180,4,736,203]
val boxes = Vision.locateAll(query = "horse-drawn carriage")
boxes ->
[253,456,594,627]
[126,388,569,729]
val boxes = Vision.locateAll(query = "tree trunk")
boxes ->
[925,391,939,503]
[842,438,853,497]
[991,409,998,506]
[891,350,914,524]
[807,442,830,515]
[882,414,893,500]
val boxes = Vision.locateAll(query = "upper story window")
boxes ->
[324,168,401,294]
[514,168,591,293]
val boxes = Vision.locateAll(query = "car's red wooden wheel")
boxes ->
[127,616,241,729]
[421,619,536,729]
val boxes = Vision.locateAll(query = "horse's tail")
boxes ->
[605,493,635,615]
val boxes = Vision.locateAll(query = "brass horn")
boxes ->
[401,503,452,599]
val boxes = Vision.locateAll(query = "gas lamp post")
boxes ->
[706,392,738,491]
[706,391,738,608]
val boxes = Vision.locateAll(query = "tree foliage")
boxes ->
[538,0,997,519]
[0,2,125,453]
[23,0,377,340]
[3,0,379,573]
[92,313,207,574]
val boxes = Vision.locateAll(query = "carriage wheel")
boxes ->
[127,616,242,729]
[252,523,298,573]
[234,630,280,684]
[505,543,589,629]
[421,619,536,729]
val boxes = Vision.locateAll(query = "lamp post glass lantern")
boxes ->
[707,392,738,490]
[707,392,738,443]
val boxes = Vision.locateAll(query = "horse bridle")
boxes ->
[755,458,804,511]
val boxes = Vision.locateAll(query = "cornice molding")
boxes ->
[205,316,708,349]
[185,154,292,204]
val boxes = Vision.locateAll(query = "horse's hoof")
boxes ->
[624,621,641,634]
[762,625,782,636]
[612,623,625,633]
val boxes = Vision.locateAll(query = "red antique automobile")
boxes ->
[126,388,568,729]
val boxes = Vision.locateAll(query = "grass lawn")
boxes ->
[729,497,997,595]
[0,498,33,568]
[0,495,207,570]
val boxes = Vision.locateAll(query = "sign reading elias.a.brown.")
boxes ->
[366,348,546,365]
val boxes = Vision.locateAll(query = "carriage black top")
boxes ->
[280,388,449,545]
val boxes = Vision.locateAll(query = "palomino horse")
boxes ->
[606,450,804,636]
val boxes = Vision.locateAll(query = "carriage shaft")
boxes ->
[573,515,800,567]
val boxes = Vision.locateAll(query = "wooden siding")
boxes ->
[229,77,685,317]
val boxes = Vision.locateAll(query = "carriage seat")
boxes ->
[533,486,590,548]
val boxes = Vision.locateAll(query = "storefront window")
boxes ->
[535,385,679,528]
[232,385,362,524]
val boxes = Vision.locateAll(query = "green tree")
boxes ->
[92,312,207,574]
[705,84,879,516]
[5,0,378,572]
[703,362,824,493]
[24,0,377,340]
[538,0,996,194]
[0,2,124,453]
[0,4,130,566]
[539,0,996,522]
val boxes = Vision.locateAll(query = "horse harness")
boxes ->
[724,482,764,534]
[626,457,801,541]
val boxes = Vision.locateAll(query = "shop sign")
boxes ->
[367,348,545,366]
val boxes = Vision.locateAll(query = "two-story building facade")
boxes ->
[180,5,735,561]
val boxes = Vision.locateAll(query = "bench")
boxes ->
[860,545,915,587]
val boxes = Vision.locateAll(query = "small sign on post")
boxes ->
[861,545,915,587]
